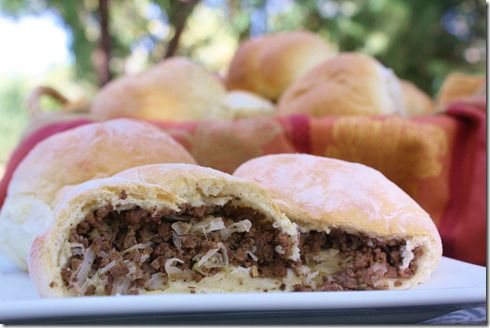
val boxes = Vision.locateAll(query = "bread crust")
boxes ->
[91,57,230,121]
[226,30,336,101]
[400,80,435,116]
[436,73,485,109]
[278,53,405,117]
[0,119,196,269]
[29,164,299,297]
[234,154,442,289]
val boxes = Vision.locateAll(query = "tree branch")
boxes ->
[164,0,201,59]
[93,0,111,86]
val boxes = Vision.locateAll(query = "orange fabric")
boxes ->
[0,98,486,265]
[310,115,459,225]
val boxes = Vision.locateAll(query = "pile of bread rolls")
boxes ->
[90,56,276,122]
[87,30,483,122]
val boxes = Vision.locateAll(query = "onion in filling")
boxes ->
[293,229,424,291]
[60,200,295,296]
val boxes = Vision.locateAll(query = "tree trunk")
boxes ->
[164,0,201,59]
[94,0,112,86]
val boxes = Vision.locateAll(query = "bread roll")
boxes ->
[223,90,275,119]
[0,119,196,270]
[400,80,435,116]
[234,154,442,290]
[226,30,336,101]
[436,73,485,109]
[278,53,406,117]
[91,57,230,121]
[29,164,301,297]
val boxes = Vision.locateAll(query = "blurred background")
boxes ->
[0,0,486,173]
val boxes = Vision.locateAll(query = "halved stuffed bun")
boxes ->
[29,164,301,297]
[234,154,442,291]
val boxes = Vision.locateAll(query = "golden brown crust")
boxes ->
[400,80,435,116]
[226,30,336,101]
[28,164,299,297]
[9,119,195,204]
[436,73,485,109]
[234,154,442,289]
[0,119,196,269]
[277,53,405,117]
[91,57,230,121]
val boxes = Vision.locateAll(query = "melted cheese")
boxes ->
[146,267,305,294]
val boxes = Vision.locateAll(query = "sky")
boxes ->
[0,13,70,76]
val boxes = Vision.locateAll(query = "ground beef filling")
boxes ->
[61,202,294,295]
[294,229,424,291]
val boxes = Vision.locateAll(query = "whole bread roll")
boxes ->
[226,30,336,101]
[29,164,301,297]
[0,119,195,270]
[278,53,406,117]
[436,73,485,109]
[234,154,442,290]
[400,80,435,116]
[91,57,230,121]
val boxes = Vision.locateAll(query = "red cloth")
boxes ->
[0,100,486,265]
[438,99,486,265]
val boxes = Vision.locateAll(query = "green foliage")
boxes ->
[0,0,158,84]
[0,0,484,94]
[0,77,30,163]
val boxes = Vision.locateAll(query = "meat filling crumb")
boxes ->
[61,201,294,296]
[293,229,424,291]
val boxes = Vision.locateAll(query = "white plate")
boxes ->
[0,255,485,324]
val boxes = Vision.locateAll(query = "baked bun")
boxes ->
[400,80,435,116]
[278,53,405,117]
[29,164,302,297]
[224,90,275,119]
[436,73,485,109]
[226,30,336,101]
[234,154,442,291]
[0,119,195,270]
[91,57,230,121]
